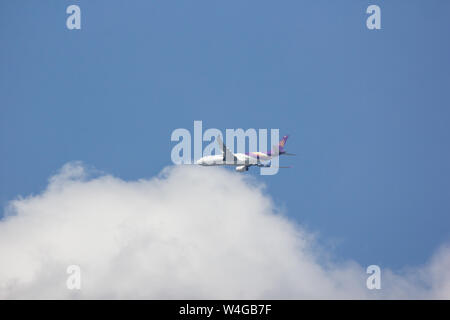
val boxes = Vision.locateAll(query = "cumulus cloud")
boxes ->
[0,162,449,299]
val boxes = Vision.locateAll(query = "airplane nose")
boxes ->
[196,159,203,165]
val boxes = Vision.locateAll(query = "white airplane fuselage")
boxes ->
[196,154,253,166]
[196,151,275,166]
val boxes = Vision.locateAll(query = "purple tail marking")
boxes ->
[278,135,289,153]
[266,135,289,156]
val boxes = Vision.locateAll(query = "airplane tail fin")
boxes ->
[278,135,289,153]
[269,135,290,156]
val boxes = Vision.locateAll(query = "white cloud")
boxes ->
[0,162,449,299]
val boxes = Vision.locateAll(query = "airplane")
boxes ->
[195,135,294,172]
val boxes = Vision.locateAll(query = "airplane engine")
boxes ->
[235,165,248,172]
[257,160,271,168]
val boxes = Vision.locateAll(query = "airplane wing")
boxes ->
[216,135,237,163]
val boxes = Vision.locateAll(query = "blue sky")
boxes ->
[1,0,450,271]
